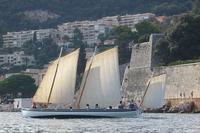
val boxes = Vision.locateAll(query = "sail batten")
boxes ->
[33,49,79,105]
[79,47,121,109]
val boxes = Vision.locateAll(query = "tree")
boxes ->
[0,0,193,35]
[135,21,161,43]
[72,28,86,75]
[153,3,189,16]
[0,74,37,98]
[154,38,171,65]
[98,33,107,44]
[167,13,200,61]
[192,0,200,13]
[62,35,70,43]
[33,31,37,43]
[72,28,84,47]
[0,34,3,47]
[155,13,200,65]
[0,20,7,47]
[23,37,60,67]
[138,34,149,43]
[112,26,134,64]
[97,28,111,45]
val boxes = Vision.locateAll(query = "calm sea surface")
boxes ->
[0,112,200,133]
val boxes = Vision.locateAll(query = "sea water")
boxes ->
[0,112,200,133]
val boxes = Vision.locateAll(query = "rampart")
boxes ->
[123,34,200,109]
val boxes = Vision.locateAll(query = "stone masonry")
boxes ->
[123,33,200,109]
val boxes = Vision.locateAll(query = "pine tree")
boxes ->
[72,28,86,75]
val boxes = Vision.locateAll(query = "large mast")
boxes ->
[76,46,97,108]
[47,47,63,104]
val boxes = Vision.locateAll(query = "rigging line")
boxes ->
[47,47,63,104]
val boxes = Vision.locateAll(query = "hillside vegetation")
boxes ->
[0,0,192,34]
[154,13,200,65]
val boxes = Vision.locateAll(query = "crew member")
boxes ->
[128,99,138,110]
[118,101,124,109]
[86,104,90,109]
[95,104,100,109]
[32,103,37,109]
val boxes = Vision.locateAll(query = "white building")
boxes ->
[3,13,155,48]
[0,51,35,66]
[35,29,55,41]
[3,29,55,48]
[22,69,46,86]
[58,13,155,46]
[5,68,46,86]
[95,15,119,33]
[118,13,155,31]
[104,39,116,45]
[3,31,34,48]
[58,21,97,46]
[13,98,32,109]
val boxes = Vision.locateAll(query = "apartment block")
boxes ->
[58,13,155,46]
[36,29,55,41]
[3,13,155,48]
[118,13,155,31]
[3,31,34,48]
[3,29,55,48]
[58,21,97,46]
[0,51,35,66]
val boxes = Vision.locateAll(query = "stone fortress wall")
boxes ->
[130,42,152,68]
[123,34,200,109]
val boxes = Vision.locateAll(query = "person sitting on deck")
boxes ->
[109,106,112,109]
[128,100,138,110]
[32,103,37,109]
[121,96,127,107]
[86,104,90,109]
[118,101,124,109]
[95,104,100,109]
[43,104,48,108]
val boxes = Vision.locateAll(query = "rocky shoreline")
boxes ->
[143,101,197,113]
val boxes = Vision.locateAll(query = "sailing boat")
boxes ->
[21,47,140,118]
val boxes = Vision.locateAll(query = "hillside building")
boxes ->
[58,13,155,46]
[0,51,35,66]
[58,21,97,46]
[118,13,155,31]
[3,29,55,48]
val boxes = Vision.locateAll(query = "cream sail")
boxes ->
[141,74,166,109]
[77,47,121,108]
[33,49,79,105]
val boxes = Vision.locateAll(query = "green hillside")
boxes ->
[0,0,192,34]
